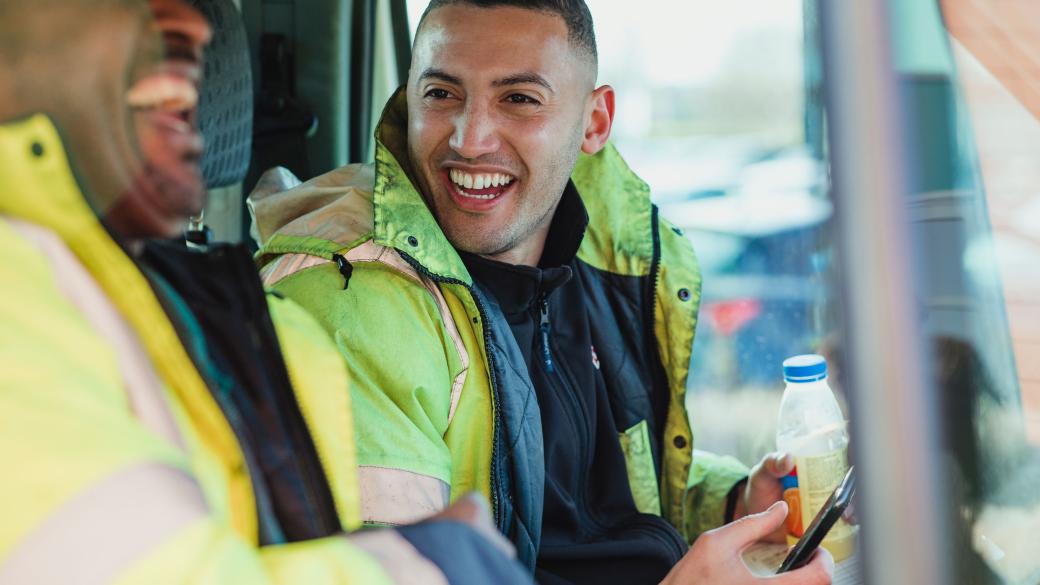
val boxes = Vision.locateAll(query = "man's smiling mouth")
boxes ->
[126,73,197,114]
[126,60,203,164]
[448,168,516,201]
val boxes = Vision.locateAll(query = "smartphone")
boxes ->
[776,465,856,573]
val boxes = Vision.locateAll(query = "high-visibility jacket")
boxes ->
[0,113,472,584]
[249,89,749,570]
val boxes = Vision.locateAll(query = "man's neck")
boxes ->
[475,181,590,268]
[480,220,552,267]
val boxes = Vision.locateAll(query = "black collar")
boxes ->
[460,180,589,314]
[537,180,588,268]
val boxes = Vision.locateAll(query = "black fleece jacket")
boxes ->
[461,183,688,585]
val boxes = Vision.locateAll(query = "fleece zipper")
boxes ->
[535,291,609,537]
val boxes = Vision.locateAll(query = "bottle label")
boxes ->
[794,450,852,543]
[782,467,803,537]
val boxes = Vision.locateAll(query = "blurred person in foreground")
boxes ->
[248,0,833,583]
[0,1,528,582]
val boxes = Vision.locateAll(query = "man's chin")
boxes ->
[442,226,515,257]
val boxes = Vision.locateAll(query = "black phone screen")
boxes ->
[777,465,856,573]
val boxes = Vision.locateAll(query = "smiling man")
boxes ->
[250,1,832,584]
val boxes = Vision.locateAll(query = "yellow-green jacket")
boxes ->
[0,114,416,583]
[250,91,748,570]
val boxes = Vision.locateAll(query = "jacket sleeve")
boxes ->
[272,259,463,526]
[683,450,749,540]
[266,292,365,532]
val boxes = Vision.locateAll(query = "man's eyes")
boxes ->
[422,89,541,106]
[505,93,541,106]
[424,88,452,100]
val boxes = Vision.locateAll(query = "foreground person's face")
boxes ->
[107,0,211,240]
[406,5,597,262]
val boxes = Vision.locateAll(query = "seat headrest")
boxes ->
[190,0,253,189]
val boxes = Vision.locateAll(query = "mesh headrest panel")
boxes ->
[190,0,253,189]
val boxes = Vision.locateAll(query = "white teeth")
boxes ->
[449,170,516,193]
[126,75,198,112]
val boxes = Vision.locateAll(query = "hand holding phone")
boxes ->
[777,466,856,573]
[664,500,834,585]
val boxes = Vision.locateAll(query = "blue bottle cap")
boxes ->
[783,354,828,383]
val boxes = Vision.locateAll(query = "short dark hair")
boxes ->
[418,0,597,65]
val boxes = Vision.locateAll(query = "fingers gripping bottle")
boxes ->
[776,355,856,561]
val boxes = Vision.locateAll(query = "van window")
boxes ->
[932,1,1040,581]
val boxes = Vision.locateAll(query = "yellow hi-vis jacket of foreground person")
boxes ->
[0,114,458,584]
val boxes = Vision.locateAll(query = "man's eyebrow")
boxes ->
[417,68,462,85]
[492,72,555,94]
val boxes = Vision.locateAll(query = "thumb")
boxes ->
[716,500,788,550]
[761,452,794,478]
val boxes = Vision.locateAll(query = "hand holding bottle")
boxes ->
[734,452,796,543]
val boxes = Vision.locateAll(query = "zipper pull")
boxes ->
[332,253,353,290]
[540,296,554,373]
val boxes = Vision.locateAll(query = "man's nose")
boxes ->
[150,0,213,49]
[448,104,501,160]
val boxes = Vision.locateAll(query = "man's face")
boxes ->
[407,5,602,262]
[108,0,211,239]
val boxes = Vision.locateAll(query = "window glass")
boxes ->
[928,1,1040,582]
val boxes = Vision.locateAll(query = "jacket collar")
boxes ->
[0,114,106,242]
[372,88,474,285]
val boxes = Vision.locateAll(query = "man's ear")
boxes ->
[581,84,615,155]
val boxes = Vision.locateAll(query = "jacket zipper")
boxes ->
[645,205,678,526]
[536,292,606,536]
[646,205,665,447]
[647,205,663,358]
[539,296,554,374]
[398,251,508,530]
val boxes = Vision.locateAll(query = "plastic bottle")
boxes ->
[776,354,856,561]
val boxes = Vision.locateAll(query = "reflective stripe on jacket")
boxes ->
[0,113,415,583]
[249,89,749,569]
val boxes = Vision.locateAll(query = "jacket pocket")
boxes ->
[618,419,662,516]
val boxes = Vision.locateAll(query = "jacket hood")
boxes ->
[249,163,379,266]
[251,87,658,282]
[250,88,474,282]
